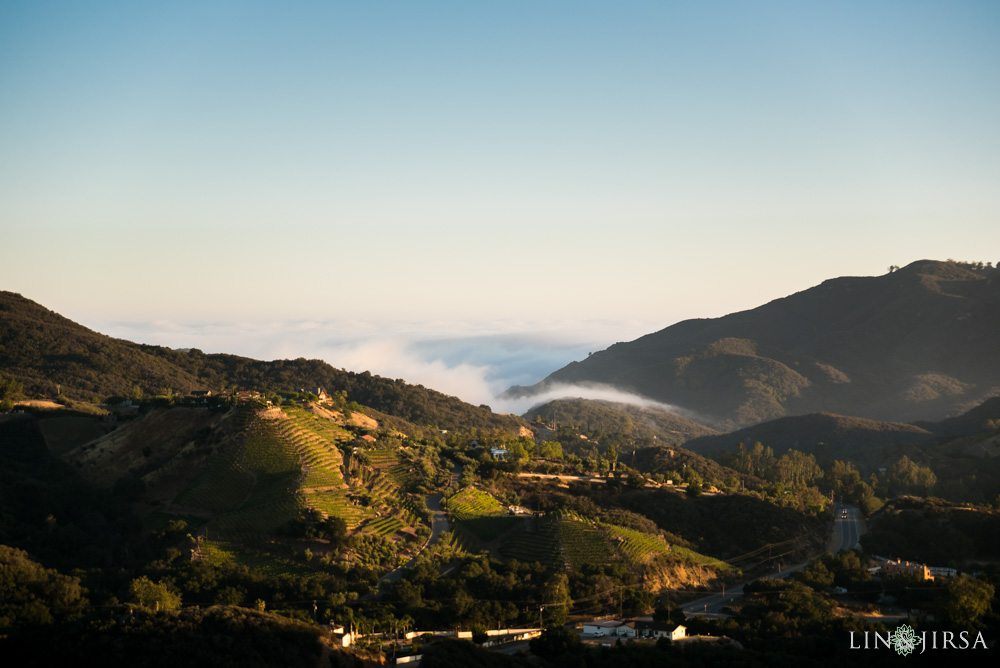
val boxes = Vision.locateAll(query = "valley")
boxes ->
[2,262,1000,666]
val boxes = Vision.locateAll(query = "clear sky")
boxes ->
[2,1,999,407]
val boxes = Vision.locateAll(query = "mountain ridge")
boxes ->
[0,290,526,433]
[511,260,1000,428]
[682,411,936,461]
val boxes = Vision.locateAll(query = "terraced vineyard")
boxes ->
[601,524,675,566]
[367,516,406,536]
[365,449,400,467]
[167,405,433,574]
[497,516,560,567]
[202,418,305,539]
[558,514,615,570]
[384,463,420,491]
[173,454,254,512]
[450,525,485,554]
[307,491,374,528]
[284,409,431,542]
[271,411,373,528]
[282,405,352,443]
[443,487,505,521]
[213,497,304,537]
[171,416,300,524]
[668,543,738,572]
[593,521,737,573]
[273,419,347,489]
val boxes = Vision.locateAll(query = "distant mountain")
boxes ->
[915,396,1000,438]
[682,412,935,461]
[510,260,1000,428]
[673,396,1000,489]
[0,291,526,433]
[522,398,717,446]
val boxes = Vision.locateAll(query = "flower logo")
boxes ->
[890,624,922,657]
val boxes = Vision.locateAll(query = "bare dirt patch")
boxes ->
[306,403,341,422]
[347,411,378,430]
[258,407,287,421]
[16,400,65,410]
[307,402,379,430]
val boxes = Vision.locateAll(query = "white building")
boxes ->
[583,620,623,636]
[583,619,686,641]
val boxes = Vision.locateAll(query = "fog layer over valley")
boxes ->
[86,316,661,413]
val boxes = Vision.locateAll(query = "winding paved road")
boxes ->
[377,468,461,591]
[378,492,450,588]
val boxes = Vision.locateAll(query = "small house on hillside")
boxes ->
[633,620,687,641]
[301,387,328,400]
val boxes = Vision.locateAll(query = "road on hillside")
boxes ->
[377,469,459,589]
[379,492,449,587]
[681,504,862,617]
[832,504,862,552]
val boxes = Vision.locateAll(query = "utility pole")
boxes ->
[538,605,544,630]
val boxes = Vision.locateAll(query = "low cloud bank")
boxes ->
[87,317,709,420]
[496,382,704,421]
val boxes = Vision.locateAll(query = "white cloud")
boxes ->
[319,337,498,407]
[494,381,699,418]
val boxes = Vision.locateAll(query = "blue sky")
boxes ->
[2,1,999,407]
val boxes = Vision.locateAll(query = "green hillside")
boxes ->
[140,402,442,574]
[523,397,717,446]
[440,487,737,587]
[0,290,528,433]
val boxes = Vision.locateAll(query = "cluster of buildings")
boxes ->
[582,619,686,641]
[870,555,957,581]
